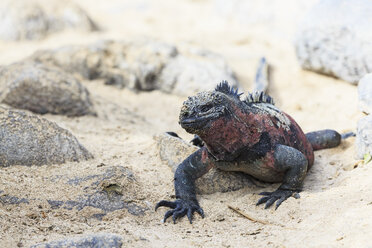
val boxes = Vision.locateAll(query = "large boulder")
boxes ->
[29,39,239,95]
[356,115,372,159]
[358,73,372,114]
[0,106,93,166]
[155,133,257,194]
[0,61,95,116]
[0,0,98,41]
[295,0,372,84]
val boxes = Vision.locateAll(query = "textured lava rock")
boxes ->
[158,46,238,95]
[0,61,95,116]
[48,166,147,217]
[295,0,372,84]
[0,0,98,41]
[29,39,178,90]
[358,73,372,114]
[356,115,372,159]
[0,106,93,166]
[29,39,239,95]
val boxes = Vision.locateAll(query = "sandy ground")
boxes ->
[0,0,371,247]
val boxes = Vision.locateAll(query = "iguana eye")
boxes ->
[215,95,223,103]
[200,104,213,112]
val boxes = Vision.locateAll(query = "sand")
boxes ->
[0,0,370,247]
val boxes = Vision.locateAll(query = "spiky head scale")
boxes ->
[215,80,243,99]
[244,91,275,105]
[216,80,274,105]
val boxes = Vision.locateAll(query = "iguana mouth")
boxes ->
[180,112,219,126]
[180,117,208,125]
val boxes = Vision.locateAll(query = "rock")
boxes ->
[48,166,147,217]
[0,61,95,116]
[356,115,372,159]
[295,0,372,84]
[29,39,239,95]
[30,233,123,248]
[0,0,98,41]
[0,166,146,218]
[358,73,372,114]
[155,133,256,194]
[156,132,198,169]
[158,46,238,95]
[47,191,145,218]
[29,39,178,90]
[0,106,93,166]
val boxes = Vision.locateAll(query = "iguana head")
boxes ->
[179,81,276,160]
[179,81,241,134]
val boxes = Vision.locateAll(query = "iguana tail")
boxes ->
[306,129,355,151]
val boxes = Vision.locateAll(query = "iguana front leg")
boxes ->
[257,144,308,209]
[156,147,215,223]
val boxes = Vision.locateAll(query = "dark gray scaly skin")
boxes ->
[156,81,346,224]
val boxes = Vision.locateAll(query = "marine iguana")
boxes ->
[156,81,348,224]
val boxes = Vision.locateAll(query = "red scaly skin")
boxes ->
[198,101,314,175]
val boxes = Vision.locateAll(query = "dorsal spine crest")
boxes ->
[244,91,275,105]
[215,80,274,105]
[215,80,243,99]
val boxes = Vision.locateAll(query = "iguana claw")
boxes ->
[155,199,204,224]
[256,189,295,209]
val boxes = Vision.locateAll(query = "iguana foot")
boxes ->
[155,199,204,224]
[256,189,295,209]
[190,135,204,147]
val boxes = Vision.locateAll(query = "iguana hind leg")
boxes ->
[257,144,308,209]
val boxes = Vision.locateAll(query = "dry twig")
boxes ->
[227,205,294,229]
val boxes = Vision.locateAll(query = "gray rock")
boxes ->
[29,39,178,90]
[295,0,372,84]
[0,107,93,166]
[156,132,198,169]
[155,133,256,194]
[47,191,145,218]
[0,61,95,116]
[358,73,372,114]
[30,233,123,248]
[65,165,135,186]
[48,166,147,217]
[0,166,146,218]
[29,39,239,95]
[356,115,372,159]
[0,0,98,41]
